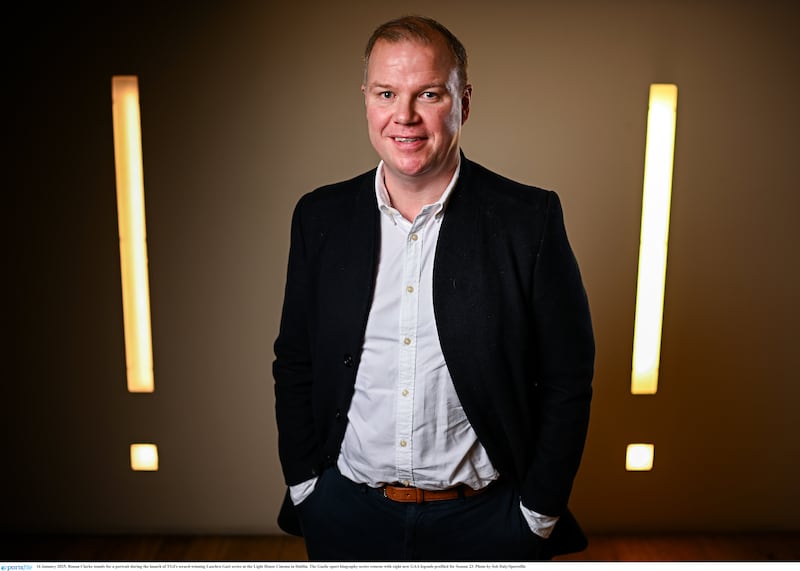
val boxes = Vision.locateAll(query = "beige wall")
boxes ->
[6,0,799,534]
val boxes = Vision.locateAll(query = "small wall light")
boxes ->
[626,443,655,471]
[130,443,159,471]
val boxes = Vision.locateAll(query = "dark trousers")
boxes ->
[295,467,544,561]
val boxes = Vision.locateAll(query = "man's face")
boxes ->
[363,38,471,190]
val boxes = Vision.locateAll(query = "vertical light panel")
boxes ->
[112,76,154,393]
[631,84,678,395]
[130,443,159,471]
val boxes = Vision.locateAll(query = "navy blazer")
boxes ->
[273,155,594,556]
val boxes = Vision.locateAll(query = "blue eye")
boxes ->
[380,91,393,99]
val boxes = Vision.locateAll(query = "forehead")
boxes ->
[366,38,456,83]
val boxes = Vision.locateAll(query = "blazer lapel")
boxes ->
[433,157,486,395]
[345,173,380,343]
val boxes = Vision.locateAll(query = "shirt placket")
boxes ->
[394,208,431,486]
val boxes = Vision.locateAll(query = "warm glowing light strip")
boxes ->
[130,443,159,471]
[631,84,678,395]
[112,76,154,393]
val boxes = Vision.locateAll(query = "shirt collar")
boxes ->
[374,158,461,222]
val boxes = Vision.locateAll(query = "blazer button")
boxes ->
[335,409,342,420]
[343,354,354,367]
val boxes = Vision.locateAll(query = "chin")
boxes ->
[388,156,430,173]
[390,164,429,179]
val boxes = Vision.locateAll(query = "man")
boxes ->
[273,16,594,561]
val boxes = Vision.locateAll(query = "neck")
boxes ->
[383,161,458,222]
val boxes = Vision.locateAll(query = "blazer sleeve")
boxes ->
[523,191,594,517]
[273,195,321,485]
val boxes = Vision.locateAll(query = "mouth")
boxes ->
[393,137,423,143]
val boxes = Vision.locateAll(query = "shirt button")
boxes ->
[410,233,418,241]
[403,337,412,345]
[406,285,414,293]
[401,389,409,397]
[399,440,407,447]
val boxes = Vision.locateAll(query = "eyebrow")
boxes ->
[368,82,447,91]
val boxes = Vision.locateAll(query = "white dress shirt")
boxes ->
[337,159,497,490]
[290,160,558,538]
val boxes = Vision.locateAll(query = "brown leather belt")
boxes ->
[382,483,487,503]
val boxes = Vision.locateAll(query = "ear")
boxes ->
[461,84,473,124]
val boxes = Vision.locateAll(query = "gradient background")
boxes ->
[6,0,799,535]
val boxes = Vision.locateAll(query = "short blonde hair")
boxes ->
[363,15,468,89]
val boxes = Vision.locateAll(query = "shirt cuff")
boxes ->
[288,476,318,505]
[519,502,559,539]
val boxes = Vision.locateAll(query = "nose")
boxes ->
[393,94,419,125]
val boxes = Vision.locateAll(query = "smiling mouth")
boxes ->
[393,137,423,143]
